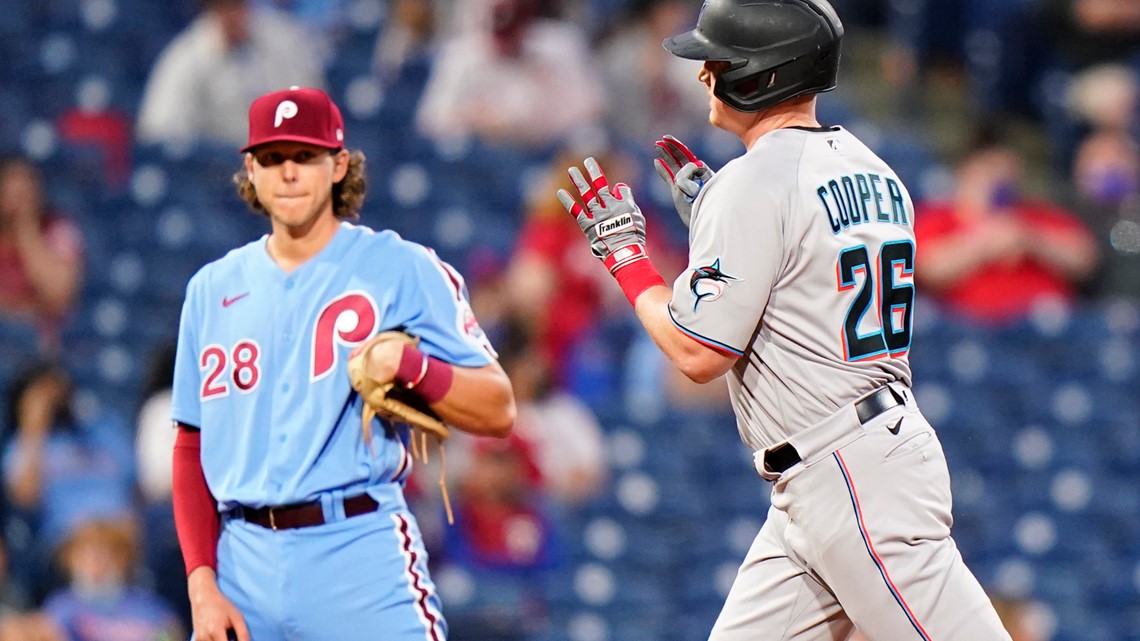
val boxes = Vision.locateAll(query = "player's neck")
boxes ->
[739,98,820,149]
[266,210,341,273]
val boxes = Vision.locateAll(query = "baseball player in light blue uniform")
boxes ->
[170,87,515,641]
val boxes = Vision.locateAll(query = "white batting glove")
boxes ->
[653,135,715,229]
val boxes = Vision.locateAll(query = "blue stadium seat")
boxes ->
[678,614,720,641]
[1049,598,1120,641]
[1087,553,1138,609]
[951,508,1019,560]
[867,131,937,199]
[1100,421,1140,472]
[0,320,42,388]
[708,478,771,518]
[1047,430,1101,470]
[0,91,32,144]
[0,3,35,35]
[1050,517,1113,562]
[677,559,734,611]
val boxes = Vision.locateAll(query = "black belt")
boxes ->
[764,386,905,475]
[234,493,379,531]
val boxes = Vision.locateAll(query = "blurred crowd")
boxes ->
[1,0,1139,640]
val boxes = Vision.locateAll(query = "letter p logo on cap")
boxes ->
[274,100,299,128]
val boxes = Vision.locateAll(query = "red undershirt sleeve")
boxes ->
[172,423,219,576]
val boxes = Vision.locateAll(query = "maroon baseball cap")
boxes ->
[241,86,345,153]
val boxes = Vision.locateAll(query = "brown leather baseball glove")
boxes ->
[347,331,450,451]
[347,331,455,523]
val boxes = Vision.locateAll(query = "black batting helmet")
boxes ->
[664,0,843,113]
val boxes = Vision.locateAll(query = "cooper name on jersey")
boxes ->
[815,172,910,234]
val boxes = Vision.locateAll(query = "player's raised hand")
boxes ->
[188,568,251,641]
[557,157,650,274]
[653,135,715,228]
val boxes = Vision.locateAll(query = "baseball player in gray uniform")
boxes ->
[557,1,1013,639]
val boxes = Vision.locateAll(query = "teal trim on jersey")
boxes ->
[668,307,745,357]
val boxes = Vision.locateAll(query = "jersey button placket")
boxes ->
[267,276,294,494]
[281,277,294,341]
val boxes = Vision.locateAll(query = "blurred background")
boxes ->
[0,0,1138,640]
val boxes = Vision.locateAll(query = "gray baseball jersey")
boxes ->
[668,126,1011,641]
[669,126,913,452]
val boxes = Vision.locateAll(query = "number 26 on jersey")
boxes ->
[836,240,914,361]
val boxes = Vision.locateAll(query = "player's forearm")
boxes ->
[172,426,220,576]
[634,285,736,384]
[429,363,515,437]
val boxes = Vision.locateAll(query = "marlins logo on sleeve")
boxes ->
[688,258,739,311]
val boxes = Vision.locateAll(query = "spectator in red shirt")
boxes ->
[0,156,84,350]
[915,128,1098,323]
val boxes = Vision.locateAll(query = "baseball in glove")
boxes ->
[347,331,454,522]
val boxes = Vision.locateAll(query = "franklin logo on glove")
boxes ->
[595,213,635,237]
[557,156,667,304]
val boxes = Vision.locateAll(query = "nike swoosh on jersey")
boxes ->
[222,292,250,307]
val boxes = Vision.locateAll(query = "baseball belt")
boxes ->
[764,385,905,474]
[232,493,379,531]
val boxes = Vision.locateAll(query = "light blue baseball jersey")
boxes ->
[171,221,495,509]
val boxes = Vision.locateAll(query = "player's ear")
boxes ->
[331,149,350,184]
[244,153,255,181]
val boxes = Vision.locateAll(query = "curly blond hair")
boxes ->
[234,150,368,221]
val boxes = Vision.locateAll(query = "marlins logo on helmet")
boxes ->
[689,258,738,310]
